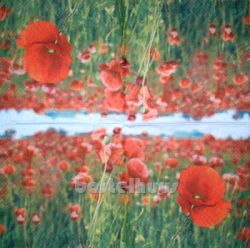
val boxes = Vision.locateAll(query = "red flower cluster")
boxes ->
[14,208,41,225]
[17,21,72,84]
[208,23,235,42]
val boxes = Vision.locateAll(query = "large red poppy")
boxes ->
[177,165,231,227]
[17,21,72,84]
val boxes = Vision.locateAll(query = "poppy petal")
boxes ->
[17,21,59,48]
[177,194,191,214]
[190,199,232,227]
[100,69,122,91]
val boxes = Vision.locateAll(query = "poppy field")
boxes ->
[0,0,249,118]
[0,0,250,247]
[0,131,250,247]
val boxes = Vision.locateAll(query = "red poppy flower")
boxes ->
[78,50,92,63]
[179,77,191,89]
[142,195,150,206]
[209,157,224,168]
[192,154,207,165]
[69,173,93,189]
[157,60,180,77]
[32,213,41,225]
[223,173,238,186]
[233,74,248,85]
[127,158,149,183]
[222,24,235,42]
[15,208,27,225]
[123,137,145,160]
[21,178,36,192]
[157,185,170,199]
[237,227,250,244]
[70,80,84,91]
[243,15,250,25]
[108,143,124,166]
[17,21,72,84]
[68,204,81,221]
[208,24,217,36]
[177,165,231,227]
[159,75,175,85]
[167,28,181,46]
[0,40,10,50]
[0,224,6,234]
[194,51,208,63]
[165,158,179,168]
[0,6,11,21]
[113,127,122,135]
[58,160,70,171]
[99,60,123,91]
[3,164,15,175]
[41,184,54,198]
[75,165,90,174]
[103,89,126,112]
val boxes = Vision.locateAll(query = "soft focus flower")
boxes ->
[0,6,11,21]
[15,208,27,225]
[68,204,81,221]
[237,227,250,244]
[127,158,149,183]
[99,60,123,91]
[32,213,41,225]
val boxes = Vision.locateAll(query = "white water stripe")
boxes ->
[0,109,249,139]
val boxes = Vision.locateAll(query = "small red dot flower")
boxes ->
[15,208,27,225]
[68,204,81,221]
[0,224,6,234]
[32,213,41,225]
